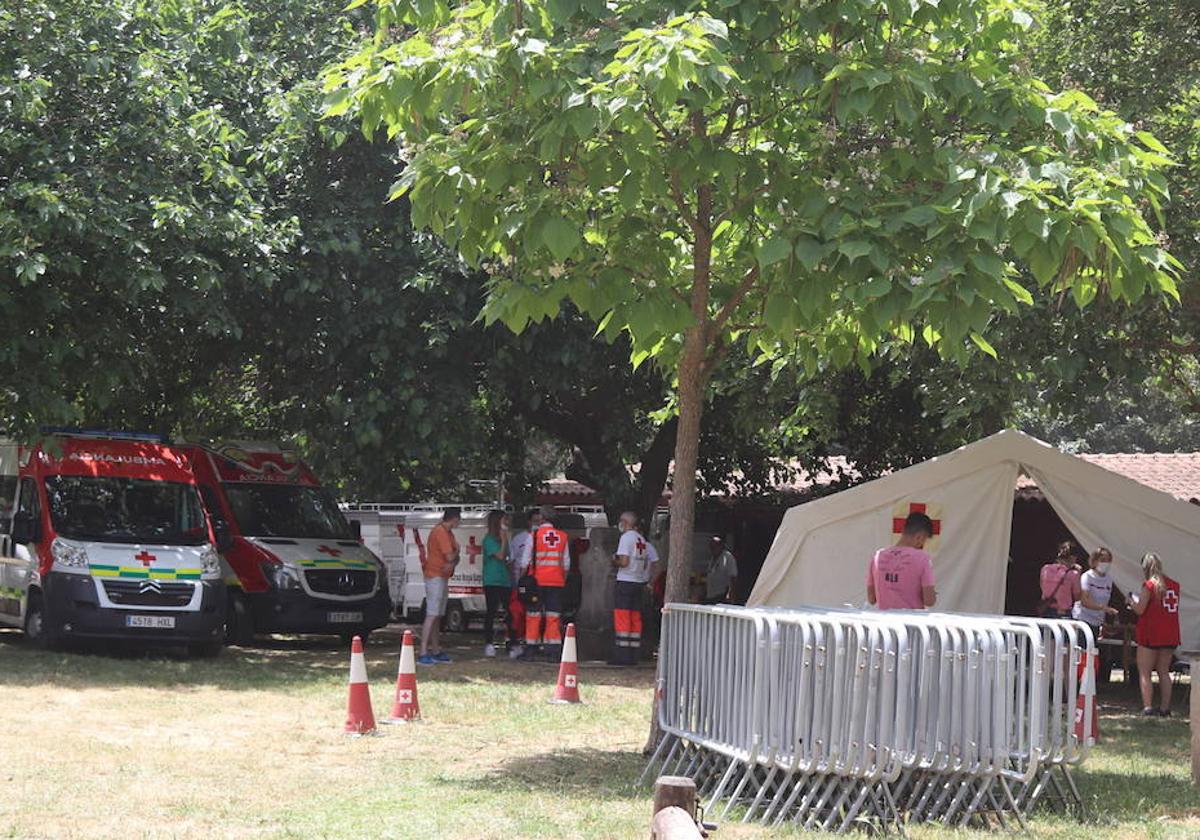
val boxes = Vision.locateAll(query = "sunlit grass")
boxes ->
[0,628,1195,839]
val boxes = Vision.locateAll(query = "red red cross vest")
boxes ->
[533,524,568,587]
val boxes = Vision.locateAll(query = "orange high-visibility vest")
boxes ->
[532,524,568,587]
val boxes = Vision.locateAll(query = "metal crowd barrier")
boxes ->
[642,604,1096,834]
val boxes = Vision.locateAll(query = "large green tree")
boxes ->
[332,0,1180,606]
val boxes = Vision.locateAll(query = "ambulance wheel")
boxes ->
[24,592,58,651]
[442,601,465,634]
[225,592,255,646]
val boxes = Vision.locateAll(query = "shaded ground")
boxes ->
[0,625,1197,839]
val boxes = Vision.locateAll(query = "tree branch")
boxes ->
[713,183,771,227]
[669,170,699,233]
[712,264,761,333]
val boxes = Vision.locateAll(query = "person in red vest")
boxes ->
[524,506,570,661]
[1131,552,1182,716]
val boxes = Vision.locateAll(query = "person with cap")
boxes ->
[703,536,739,605]
[524,505,569,660]
[610,511,654,665]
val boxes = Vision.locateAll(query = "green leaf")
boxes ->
[793,237,825,270]
[969,331,997,359]
[757,236,791,268]
[838,240,872,262]
[1002,278,1034,306]
[968,252,1005,278]
[542,217,580,262]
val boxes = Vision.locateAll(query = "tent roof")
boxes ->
[749,429,1200,649]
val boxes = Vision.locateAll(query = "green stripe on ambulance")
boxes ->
[89,565,202,580]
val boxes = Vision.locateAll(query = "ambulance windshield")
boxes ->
[45,476,208,545]
[223,483,352,540]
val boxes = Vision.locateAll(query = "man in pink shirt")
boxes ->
[867,512,937,610]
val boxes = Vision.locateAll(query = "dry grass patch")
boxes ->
[0,627,1196,839]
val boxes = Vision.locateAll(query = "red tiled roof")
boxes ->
[544,452,1200,504]
[1017,452,1200,501]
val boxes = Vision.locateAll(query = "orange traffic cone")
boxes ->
[550,623,582,704]
[383,629,422,724]
[344,635,378,735]
[1074,649,1099,744]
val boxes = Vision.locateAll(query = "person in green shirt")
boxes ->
[482,510,511,657]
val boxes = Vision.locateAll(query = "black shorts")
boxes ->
[1142,643,1177,650]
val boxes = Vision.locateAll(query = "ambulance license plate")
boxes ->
[328,611,363,624]
[125,615,176,629]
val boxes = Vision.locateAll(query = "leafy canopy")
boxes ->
[330,0,1180,372]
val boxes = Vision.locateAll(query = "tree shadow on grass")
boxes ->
[464,747,648,800]
[1073,767,1200,822]
[0,625,657,693]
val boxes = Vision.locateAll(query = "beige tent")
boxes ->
[749,430,1200,649]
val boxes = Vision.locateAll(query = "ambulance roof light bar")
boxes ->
[39,427,170,444]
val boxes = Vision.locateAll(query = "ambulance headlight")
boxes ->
[261,562,301,590]
[199,545,221,576]
[51,538,89,568]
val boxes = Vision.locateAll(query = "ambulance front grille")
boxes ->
[304,569,376,596]
[103,579,194,607]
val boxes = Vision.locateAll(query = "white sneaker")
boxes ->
[508,645,525,660]
[484,644,496,658]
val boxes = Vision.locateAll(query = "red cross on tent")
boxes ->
[466,536,482,565]
[892,502,942,536]
[317,545,342,557]
[135,550,156,567]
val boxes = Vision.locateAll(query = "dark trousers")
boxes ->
[483,585,508,645]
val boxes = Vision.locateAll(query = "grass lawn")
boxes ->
[1,626,1198,839]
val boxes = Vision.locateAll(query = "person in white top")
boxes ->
[704,536,739,604]
[611,511,652,665]
[1073,547,1119,631]
[504,508,541,659]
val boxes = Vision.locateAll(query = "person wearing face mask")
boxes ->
[610,511,654,665]
[1073,547,1119,639]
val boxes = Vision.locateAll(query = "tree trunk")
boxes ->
[664,330,709,607]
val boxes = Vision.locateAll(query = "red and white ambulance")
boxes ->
[0,431,227,652]
[182,442,391,643]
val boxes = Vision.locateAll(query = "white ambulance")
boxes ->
[0,431,227,653]
[344,503,608,632]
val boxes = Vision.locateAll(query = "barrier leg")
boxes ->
[703,758,741,813]
[640,734,675,786]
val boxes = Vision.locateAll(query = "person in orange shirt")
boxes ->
[419,508,460,665]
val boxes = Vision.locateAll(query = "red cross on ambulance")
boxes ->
[135,550,156,567]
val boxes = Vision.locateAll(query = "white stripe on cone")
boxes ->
[344,635,377,734]
[551,623,582,704]
[383,629,422,724]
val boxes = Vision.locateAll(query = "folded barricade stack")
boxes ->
[641,604,1095,834]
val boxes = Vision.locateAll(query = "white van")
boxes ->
[344,504,608,631]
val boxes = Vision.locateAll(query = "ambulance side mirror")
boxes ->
[349,520,362,542]
[11,512,40,545]
[212,520,235,553]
